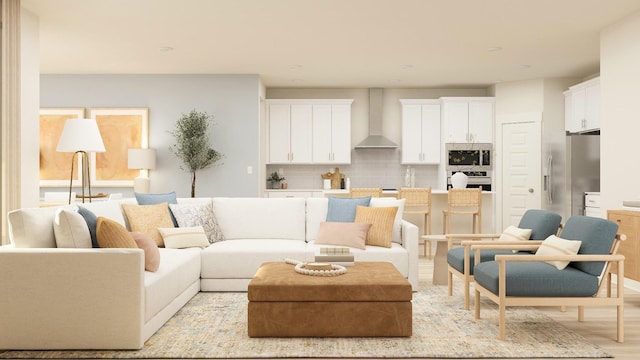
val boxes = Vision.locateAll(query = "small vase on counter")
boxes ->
[451,172,468,189]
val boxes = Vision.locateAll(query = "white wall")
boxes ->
[601,10,640,211]
[20,7,40,207]
[40,74,262,198]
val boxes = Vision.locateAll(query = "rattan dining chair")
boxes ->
[398,187,432,258]
[349,187,382,198]
[443,187,482,234]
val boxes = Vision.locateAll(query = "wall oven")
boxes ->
[445,143,492,172]
[446,171,492,191]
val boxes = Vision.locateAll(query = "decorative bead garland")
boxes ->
[285,258,347,277]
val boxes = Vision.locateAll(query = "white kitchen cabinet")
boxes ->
[400,99,441,164]
[441,97,494,143]
[564,77,600,133]
[312,101,352,164]
[267,102,312,164]
[267,99,352,165]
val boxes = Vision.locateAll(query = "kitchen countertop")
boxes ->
[265,188,494,195]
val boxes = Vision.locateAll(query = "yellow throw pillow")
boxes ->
[122,203,174,247]
[96,217,137,249]
[354,205,398,248]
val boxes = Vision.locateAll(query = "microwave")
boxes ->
[445,143,492,171]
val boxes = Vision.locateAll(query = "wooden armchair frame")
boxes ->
[349,187,382,198]
[472,233,626,342]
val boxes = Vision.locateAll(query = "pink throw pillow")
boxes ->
[315,222,371,250]
[131,232,161,272]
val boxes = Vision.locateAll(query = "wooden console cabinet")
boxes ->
[607,210,640,281]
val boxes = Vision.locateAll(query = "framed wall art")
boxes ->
[89,108,149,187]
[39,108,85,187]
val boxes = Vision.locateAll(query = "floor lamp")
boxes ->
[128,148,156,193]
[56,118,106,204]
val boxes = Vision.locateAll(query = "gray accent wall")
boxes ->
[40,74,262,198]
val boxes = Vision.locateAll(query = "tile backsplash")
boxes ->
[266,149,443,190]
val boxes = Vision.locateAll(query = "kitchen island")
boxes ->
[265,188,495,235]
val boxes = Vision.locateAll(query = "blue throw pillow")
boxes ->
[77,206,99,248]
[326,196,372,222]
[135,191,178,226]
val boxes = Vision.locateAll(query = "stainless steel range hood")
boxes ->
[354,88,398,149]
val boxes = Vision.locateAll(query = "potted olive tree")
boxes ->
[169,109,223,197]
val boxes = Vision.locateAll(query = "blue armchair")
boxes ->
[472,215,625,342]
[446,209,562,309]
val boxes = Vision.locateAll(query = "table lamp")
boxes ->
[56,118,106,204]
[128,148,156,193]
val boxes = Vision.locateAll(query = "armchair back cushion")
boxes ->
[519,209,562,240]
[560,215,618,276]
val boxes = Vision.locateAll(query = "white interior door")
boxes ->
[501,120,542,228]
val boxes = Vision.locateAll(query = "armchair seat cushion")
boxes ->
[447,248,514,275]
[474,261,599,297]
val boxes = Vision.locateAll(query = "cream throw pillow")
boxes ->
[53,208,92,248]
[314,222,371,250]
[158,226,210,249]
[535,235,582,270]
[499,225,532,253]
[122,203,174,247]
[354,205,398,248]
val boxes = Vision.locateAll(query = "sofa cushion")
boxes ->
[122,203,175,247]
[158,226,210,249]
[535,235,582,270]
[79,200,128,227]
[135,191,179,226]
[315,222,371,250]
[306,197,329,242]
[7,206,73,248]
[53,208,92,248]
[77,206,99,248]
[169,202,224,243]
[144,248,201,323]
[131,232,161,272]
[211,198,306,241]
[354,206,398,248]
[201,239,310,279]
[326,196,371,222]
[370,197,405,244]
[96,217,138,249]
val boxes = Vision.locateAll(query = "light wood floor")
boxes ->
[418,255,640,360]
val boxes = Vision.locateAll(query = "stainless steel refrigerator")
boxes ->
[564,134,601,218]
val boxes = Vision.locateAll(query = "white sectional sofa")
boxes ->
[0,196,418,350]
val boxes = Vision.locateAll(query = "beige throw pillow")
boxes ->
[354,206,398,248]
[535,235,582,270]
[158,226,211,249]
[122,203,174,247]
[131,232,161,272]
[314,222,371,250]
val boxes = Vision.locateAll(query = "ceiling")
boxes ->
[21,0,640,88]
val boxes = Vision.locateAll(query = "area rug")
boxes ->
[0,284,611,359]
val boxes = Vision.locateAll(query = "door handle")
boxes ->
[528,188,534,193]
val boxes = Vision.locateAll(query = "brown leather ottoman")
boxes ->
[247,261,412,337]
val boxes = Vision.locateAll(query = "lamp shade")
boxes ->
[56,118,106,153]
[128,148,156,170]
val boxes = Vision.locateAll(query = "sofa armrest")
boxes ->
[401,219,419,291]
[0,248,146,350]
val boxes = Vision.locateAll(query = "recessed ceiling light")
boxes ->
[288,64,302,70]
[159,46,174,52]
[487,47,502,52]
[389,79,401,84]
[520,64,532,69]
[400,65,414,70]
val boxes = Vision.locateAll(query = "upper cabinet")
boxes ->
[441,97,495,143]
[266,99,353,165]
[400,99,441,164]
[312,102,352,164]
[564,77,600,134]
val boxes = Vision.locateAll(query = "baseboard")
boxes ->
[610,274,640,293]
